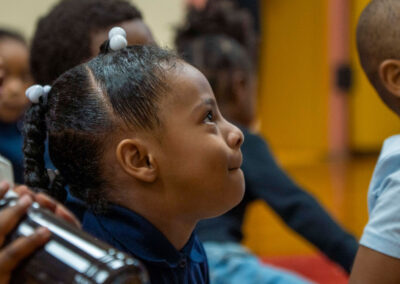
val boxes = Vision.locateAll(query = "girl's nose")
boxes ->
[227,124,244,150]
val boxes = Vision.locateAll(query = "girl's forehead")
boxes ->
[156,63,215,126]
[170,62,211,93]
[0,39,28,67]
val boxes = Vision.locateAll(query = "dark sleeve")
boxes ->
[242,131,358,273]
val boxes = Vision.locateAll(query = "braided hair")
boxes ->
[24,41,179,211]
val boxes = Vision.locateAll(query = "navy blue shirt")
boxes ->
[0,121,25,183]
[0,120,54,184]
[82,204,209,284]
[196,127,358,273]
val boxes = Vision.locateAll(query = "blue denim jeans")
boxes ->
[204,242,313,284]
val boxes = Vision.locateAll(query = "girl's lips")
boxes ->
[228,153,243,171]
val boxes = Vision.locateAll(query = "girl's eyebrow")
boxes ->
[192,97,217,114]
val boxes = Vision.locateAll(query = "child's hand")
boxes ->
[0,181,51,284]
[11,183,81,228]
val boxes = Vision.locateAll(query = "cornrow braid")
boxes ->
[23,97,50,193]
[23,90,68,202]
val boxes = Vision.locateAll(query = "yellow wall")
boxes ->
[258,0,329,165]
[258,0,400,159]
[0,0,184,48]
[349,0,400,152]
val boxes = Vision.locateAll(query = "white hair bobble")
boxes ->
[25,84,51,104]
[108,27,128,51]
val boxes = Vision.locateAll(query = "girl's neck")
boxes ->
[139,209,196,250]
[111,185,197,250]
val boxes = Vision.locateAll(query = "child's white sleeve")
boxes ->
[360,174,400,259]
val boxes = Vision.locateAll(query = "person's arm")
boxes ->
[351,160,400,282]
[349,245,400,284]
[242,131,357,272]
[13,183,80,227]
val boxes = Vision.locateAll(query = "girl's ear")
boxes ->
[116,139,158,183]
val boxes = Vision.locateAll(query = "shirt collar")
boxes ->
[0,120,20,131]
[89,204,205,267]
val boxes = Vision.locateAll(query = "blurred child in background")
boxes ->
[30,0,155,86]
[0,29,33,184]
[175,1,358,282]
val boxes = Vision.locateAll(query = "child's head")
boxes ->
[357,0,400,115]
[30,0,155,85]
[0,29,32,123]
[175,0,257,127]
[176,0,258,62]
[24,36,245,220]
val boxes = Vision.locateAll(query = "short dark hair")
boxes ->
[0,28,26,45]
[356,0,400,92]
[175,0,258,62]
[30,0,142,85]
[175,0,254,103]
[24,44,179,211]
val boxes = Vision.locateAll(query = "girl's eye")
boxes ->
[204,110,215,123]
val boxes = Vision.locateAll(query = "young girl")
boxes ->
[23,28,244,283]
[0,29,33,184]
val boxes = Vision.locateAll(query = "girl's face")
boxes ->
[154,62,245,220]
[0,38,32,123]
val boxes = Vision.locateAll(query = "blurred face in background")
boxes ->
[0,37,32,123]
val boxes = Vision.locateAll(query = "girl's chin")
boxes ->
[217,185,245,217]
